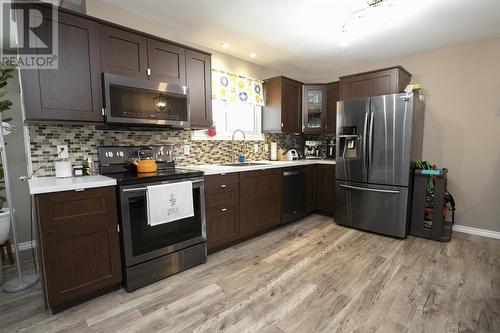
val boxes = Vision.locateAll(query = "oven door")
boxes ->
[103,73,190,127]
[119,177,206,267]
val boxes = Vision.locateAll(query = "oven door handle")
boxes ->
[122,178,204,192]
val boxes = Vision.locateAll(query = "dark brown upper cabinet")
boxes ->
[21,8,103,122]
[339,66,411,100]
[100,26,187,85]
[20,5,211,125]
[302,84,327,134]
[147,39,186,84]
[100,25,148,79]
[186,50,212,128]
[263,76,302,133]
[325,81,340,134]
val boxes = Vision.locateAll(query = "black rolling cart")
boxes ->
[410,168,455,242]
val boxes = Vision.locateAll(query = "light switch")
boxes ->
[57,145,69,159]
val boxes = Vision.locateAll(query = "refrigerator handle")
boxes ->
[340,184,400,194]
[368,110,374,172]
[363,111,369,170]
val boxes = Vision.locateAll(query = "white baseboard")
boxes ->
[453,224,500,240]
[8,240,37,252]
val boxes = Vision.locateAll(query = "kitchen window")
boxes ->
[192,99,263,141]
[192,69,265,141]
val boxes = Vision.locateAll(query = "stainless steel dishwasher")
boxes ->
[282,167,307,224]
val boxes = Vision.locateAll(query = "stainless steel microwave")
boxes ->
[102,73,190,127]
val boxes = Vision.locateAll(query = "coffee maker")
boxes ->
[304,140,324,159]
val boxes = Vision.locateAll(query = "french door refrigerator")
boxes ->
[335,93,424,238]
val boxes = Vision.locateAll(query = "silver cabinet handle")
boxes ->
[340,184,400,194]
[220,184,227,188]
[283,170,303,176]
[221,208,227,212]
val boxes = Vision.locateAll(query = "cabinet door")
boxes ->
[205,174,239,251]
[305,165,316,213]
[147,39,186,84]
[303,85,327,133]
[281,78,302,133]
[206,208,240,251]
[100,25,148,79]
[186,50,212,128]
[339,67,411,100]
[240,170,281,237]
[35,187,121,309]
[325,82,340,134]
[315,165,335,214]
[21,8,102,122]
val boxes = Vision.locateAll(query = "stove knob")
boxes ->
[119,151,124,157]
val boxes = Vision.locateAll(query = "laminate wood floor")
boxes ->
[1,214,499,332]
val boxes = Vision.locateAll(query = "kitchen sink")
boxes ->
[219,162,272,167]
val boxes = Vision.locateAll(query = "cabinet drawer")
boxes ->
[206,207,239,250]
[205,173,239,192]
[35,186,117,232]
[206,190,238,209]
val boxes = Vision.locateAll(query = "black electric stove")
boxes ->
[98,146,207,292]
[98,146,202,185]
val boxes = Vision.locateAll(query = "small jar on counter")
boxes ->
[73,165,84,177]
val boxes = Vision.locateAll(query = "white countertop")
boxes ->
[185,159,336,176]
[28,175,117,195]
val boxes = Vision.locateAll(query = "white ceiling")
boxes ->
[100,0,500,81]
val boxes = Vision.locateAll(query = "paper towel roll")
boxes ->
[270,142,277,161]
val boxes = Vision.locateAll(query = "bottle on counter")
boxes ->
[83,157,94,176]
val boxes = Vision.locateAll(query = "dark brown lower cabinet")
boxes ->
[35,186,121,313]
[239,169,282,238]
[206,166,334,254]
[205,174,240,252]
[205,170,282,253]
[315,165,335,214]
[305,165,316,213]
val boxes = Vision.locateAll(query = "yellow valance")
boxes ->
[212,70,264,106]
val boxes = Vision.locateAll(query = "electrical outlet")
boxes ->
[254,144,259,153]
[264,144,269,152]
[183,142,190,155]
[57,145,68,159]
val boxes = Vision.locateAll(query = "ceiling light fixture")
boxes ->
[339,0,426,47]
[221,43,230,49]
[249,52,257,58]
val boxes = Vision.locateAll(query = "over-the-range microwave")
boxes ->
[102,73,190,127]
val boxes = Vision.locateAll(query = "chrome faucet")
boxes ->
[231,129,247,163]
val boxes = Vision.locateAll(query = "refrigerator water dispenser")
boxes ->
[339,126,359,159]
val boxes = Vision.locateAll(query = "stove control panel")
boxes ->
[98,145,176,166]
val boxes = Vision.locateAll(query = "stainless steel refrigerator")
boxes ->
[335,93,424,238]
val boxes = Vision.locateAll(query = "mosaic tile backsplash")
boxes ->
[29,125,324,177]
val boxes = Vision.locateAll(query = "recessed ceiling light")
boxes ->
[221,43,230,49]
[249,52,257,58]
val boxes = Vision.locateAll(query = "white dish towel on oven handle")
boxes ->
[147,181,194,226]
